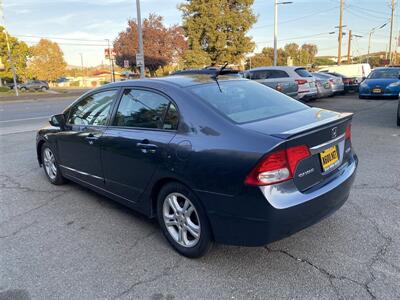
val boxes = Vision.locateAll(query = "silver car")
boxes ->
[312,73,334,98]
[243,68,298,98]
[313,72,345,94]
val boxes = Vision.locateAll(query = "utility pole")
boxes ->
[1,1,18,96]
[105,39,115,82]
[347,30,352,64]
[337,0,344,65]
[388,0,396,64]
[136,0,145,78]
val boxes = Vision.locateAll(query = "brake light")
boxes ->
[295,79,308,85]
[345,124,351,140]
[245,145,310,186]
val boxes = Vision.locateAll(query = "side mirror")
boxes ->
[49,114,65,129]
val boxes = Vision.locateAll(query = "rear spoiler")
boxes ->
[272,112,353,140]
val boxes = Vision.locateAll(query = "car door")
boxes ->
[101,87,179,203]
[57,88,120,187]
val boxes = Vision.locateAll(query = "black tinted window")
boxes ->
[368,69,400,79]
[113,89,170,129]
[295,68,312,77]
[250,70,269,80]
[268,70,289,78]
[190,80,307,123]
[68,90,117,126]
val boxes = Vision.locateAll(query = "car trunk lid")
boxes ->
[241,107,353,191]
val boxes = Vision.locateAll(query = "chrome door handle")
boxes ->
[136,142,158,154]
[85,134,100,145]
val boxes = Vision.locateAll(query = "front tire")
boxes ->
[41,143,65,185]
[41,86,47,92]
[157,182,212,258]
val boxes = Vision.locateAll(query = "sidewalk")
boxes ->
[0,88,90,102]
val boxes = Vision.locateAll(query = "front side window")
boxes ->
[189,80,308,124]
[68,90,117,126]
[113,89,174,129]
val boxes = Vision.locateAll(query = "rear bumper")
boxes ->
[298,92,318,101]
[198,155,358,246]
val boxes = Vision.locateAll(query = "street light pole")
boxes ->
[273,1,293,66]
[273,0,278,66]
[388,0,396,64]
[367,22,387,64]
[136,0,145,78]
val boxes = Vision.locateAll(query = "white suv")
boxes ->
[257,66,318,101]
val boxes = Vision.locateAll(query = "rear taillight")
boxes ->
[295,79,308,85]
[245,145,310,186]
[345,124,351,140]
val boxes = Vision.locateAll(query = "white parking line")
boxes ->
[0,116,49,123]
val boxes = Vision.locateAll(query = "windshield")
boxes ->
[368,69,400,79]
[189,80,308,124]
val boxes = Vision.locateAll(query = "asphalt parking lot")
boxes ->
[0,94,399,299]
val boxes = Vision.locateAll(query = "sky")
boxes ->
[2,0,399,67]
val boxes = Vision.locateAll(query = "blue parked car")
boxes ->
[36,75,358,257]
[359,67,400,99]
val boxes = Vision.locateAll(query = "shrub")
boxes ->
[0,86,10,92]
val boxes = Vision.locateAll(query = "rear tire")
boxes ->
[157,182,213,258]
[41,143,66,185]
[41,86,47,92]
[20,87,27,92]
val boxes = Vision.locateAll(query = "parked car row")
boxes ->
[5,80,49,91]
[243,66,347,101]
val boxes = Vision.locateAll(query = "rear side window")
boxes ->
[250,70,269,80]
[113,89,177,130]
[189,80,307,124]
[295,68,312,77]
[268,70,289,78]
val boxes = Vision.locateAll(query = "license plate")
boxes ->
[372,88,382,93]
[320,146,339,171]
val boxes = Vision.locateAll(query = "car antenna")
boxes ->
[211,62,229,92]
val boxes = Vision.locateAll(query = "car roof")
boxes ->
[371,67,400,71]
[103,74,245,88]
[248,66,306,71]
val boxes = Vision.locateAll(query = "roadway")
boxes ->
[0,94,399,299]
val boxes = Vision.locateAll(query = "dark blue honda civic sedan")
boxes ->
[36,75,358,257]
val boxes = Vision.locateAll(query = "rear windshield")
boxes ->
[189,80,308,124]
[368,69,400,79]
[295,68,312,77]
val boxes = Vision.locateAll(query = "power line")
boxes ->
[14,34,108,42]
[25,41,108,47]
[252,5,339,30]
[255,31,336,45]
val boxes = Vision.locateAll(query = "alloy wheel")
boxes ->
[162,192,201,248]
[43,148,57,180]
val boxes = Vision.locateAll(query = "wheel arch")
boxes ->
[36,139,46,166]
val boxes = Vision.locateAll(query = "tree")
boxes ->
[300,44,318,66]
[179,0,256,66]
[114,14,188,76]
[27,39,67,81]
[0,26,30,81]
[284,43,300,64]
[247,47,286,68]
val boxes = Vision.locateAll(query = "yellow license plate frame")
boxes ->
[320,146,339,171]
